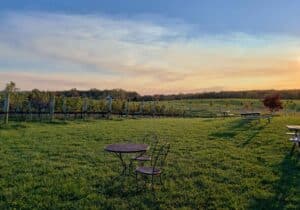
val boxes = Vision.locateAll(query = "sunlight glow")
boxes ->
[0,12,300,94]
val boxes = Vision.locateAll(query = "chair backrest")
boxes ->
[142,133,159,155]
[152,143,170,171]
[142,133,158,143]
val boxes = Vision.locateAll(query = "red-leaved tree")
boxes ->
[263,94,283,113]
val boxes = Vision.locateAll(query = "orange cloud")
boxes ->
[1,12,300,94]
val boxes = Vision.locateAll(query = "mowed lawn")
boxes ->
[0,117,299,209]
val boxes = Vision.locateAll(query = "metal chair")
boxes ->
[289,137,300,155]
[135,143,170,190]
[132,133,158,164]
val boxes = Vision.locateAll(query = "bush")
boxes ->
[263,94,283,112]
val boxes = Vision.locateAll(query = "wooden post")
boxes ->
[106,95,112,119]
[28,100,32,121]
[125,99,129,117]
[140,101,144,115]
[82,98,88,119]
[3,93,9,124]
[152,101,156,117]
[49,94,55,121]
[16,103,20,121]
[62,98,67,120]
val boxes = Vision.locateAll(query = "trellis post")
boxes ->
[3,92,9,124]
[106,95,112,119]
[62,97,67,120]
[140,101,144,115]
[82,98,88,119]
[152,101,156,117]
[28,100,32,121]
[49,94,55,121]
[125,99,129,117]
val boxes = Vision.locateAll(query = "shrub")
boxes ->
[262,94,283,112]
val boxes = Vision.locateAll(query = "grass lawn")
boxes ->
[154,99,300,117]
[0,117,299,209]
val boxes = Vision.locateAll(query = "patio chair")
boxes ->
[135,143,170,190]
[289,137,300,154]
[132,133,158,164]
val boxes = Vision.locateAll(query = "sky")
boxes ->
[0,0,300,94]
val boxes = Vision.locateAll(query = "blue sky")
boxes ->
[2,0,300,35]
[0,1,300,94]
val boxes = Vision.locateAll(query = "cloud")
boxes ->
[0,12,300,94]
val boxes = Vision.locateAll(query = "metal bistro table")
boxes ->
[287,125,300,154]
[105,143,149,177]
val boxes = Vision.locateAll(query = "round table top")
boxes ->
[105,143,149,153]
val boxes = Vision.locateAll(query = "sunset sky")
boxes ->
[0,0,300,94]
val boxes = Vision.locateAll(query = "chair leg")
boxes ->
[129,159,134,173]
[151,175,154,191]
[159,174,163,186]
[135,172,139,190]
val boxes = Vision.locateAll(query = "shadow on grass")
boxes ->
[1,120,69,126]
[42,120,69,125]
[98,176,162,209]
[249,154,300,209]
[209,131,237,140]
[0,123,27,130]
[209,118,268,147]
[228,118,269,131]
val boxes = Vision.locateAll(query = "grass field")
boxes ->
[154,99,300,117]
[0,117,299,209]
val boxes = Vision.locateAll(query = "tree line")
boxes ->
[2,86,300,102]
[146,89,300,101]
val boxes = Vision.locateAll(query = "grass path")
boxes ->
[0,117,299,209]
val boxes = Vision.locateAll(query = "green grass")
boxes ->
[0,117,299,209]
[153,99,300,117]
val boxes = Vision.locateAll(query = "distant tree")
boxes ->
[263,94,283,113]
[5,81,18,92]
[3,81,19,123]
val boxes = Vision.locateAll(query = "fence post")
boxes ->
[106,95,112,119]
[62,98,67,120]
[125,99,129,117]
[28,100,32,121]
[152,101,156,117]
[3,93,9,124]
[82,98,88,119]
[140,101,144,115]
[49,94,55,121]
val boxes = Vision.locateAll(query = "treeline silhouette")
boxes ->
[146,90,300,101]
[53,88,300,100]
[59,89,300,100]
[2,88,300,101]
